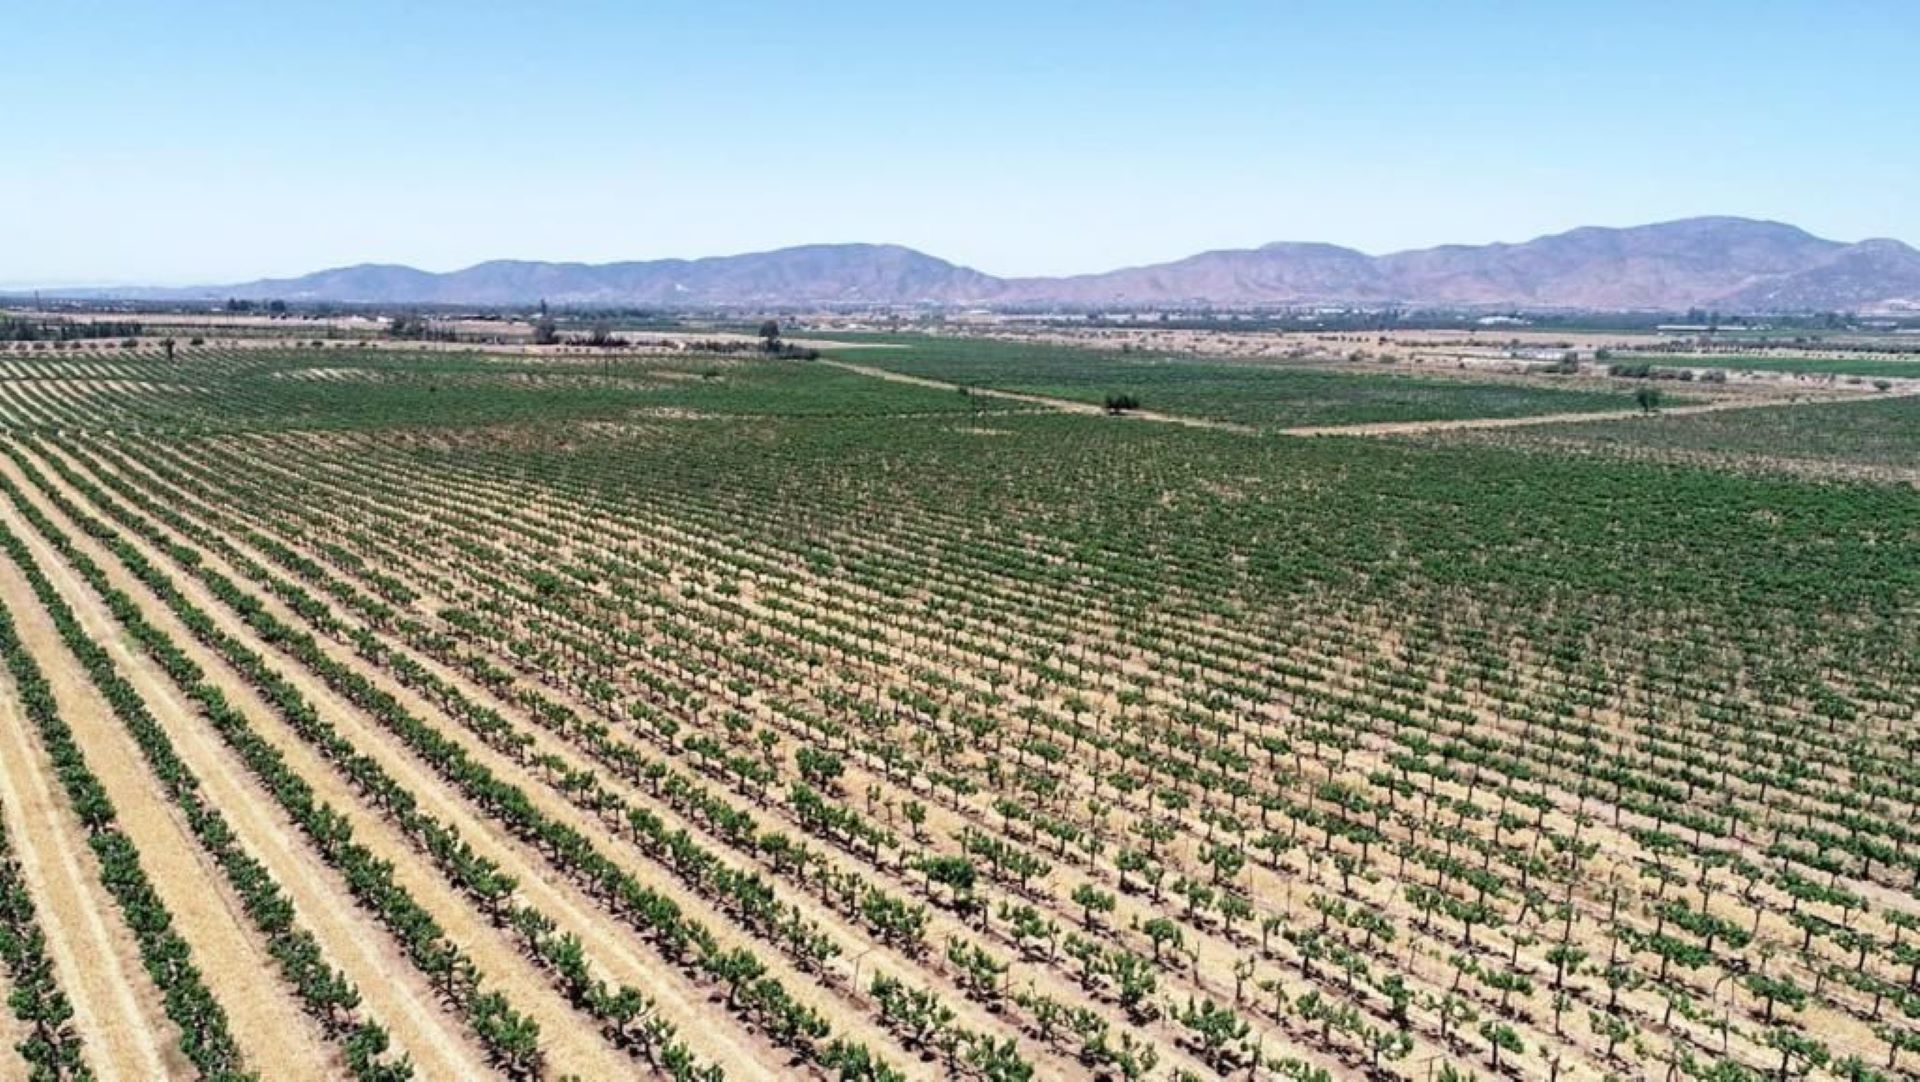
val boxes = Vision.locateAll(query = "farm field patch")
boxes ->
[821,334,1658,430]
[1622,353,1920,380]
[1425,393,1920,483]
[0,343,1913,1082]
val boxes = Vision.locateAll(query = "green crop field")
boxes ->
[1627,353,1920,379]
[1430,393,1920,479]
[0,346,1006,434]
[827,334,1654,428]
[0,340,1913,1082]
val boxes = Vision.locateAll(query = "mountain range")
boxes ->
[39,218,1920,312]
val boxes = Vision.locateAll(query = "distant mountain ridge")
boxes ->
[46,218,1920,312]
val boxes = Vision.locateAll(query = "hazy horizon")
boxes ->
[6,1,1916,286]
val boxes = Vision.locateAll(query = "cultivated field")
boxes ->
[812,336,1677,431]
[0,340,1914,1082]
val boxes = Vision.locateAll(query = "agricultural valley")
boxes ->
[0,318,1912,1082]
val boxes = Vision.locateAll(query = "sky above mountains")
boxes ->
[4,1,1917,286]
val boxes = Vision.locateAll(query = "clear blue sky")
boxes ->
[5,1,1915,285]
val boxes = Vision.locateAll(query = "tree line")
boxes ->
[0,317,145,342]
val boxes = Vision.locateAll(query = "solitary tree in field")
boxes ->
[1104,393,1141,415]
[161,337,176,363]
[1589,1010,1636,1063]
[1767,1027,1829,1080]
[1175,997,1250,1071]
[1071,882,1115,928]
[1479,1019,1523,1071]
[903,799,927,842]
[1635,385,1664,414]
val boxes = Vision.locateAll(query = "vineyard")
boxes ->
[1431,395,1920,483]
[813,335,1664,430]
[0,341,1914,1081]
[1614,356,1920,381]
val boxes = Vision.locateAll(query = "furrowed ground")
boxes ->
[0,341,1914,1082]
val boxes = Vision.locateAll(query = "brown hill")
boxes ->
[75,218,1920,312]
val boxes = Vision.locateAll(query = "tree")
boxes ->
[1366,1025,1413,1073]
[796,746,845,790]
[1175,997,1250,1070]
[1590,1010,1636,1062]
[1202,842,1245,884]
[1877,1023,1920,1072]
[1767,1027,1829,1080]
[918,855,978,911]
[1071,883,1115,928]
[1479,1019,1523,1070]
[1217,893,1253,940]
[712,945,765,1007]
[387,314,428,339]
[1104,393,1141,415]
[1635,385,1664,414]
[532,314,559,346]
[1109,951,1158,1020]
[1546,940,1587,990]
[1144,916,1183,962]
[1746,973,1807,1024]
[758,320,788,354]
[966,1035,1031,1082]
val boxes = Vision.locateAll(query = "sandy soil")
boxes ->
[0,975,21,1074]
